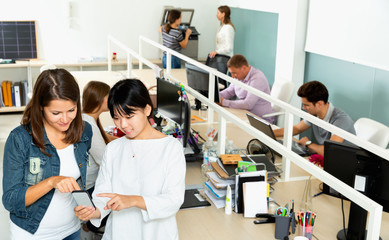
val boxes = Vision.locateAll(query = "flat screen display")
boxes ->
[157,78,184,125]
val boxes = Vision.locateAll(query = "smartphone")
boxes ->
[72,190,96,209]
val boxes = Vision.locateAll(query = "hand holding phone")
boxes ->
[72,190,96,209]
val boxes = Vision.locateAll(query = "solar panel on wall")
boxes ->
[0,21,38,60]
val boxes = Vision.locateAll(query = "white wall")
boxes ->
[305,0,389,71]
[0,0,219,62]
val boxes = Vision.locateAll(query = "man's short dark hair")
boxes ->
[227,54,249,68]
[297,81,329,104]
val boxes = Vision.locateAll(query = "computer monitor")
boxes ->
[157,77,199,153]
[157,77,184,125]
[161,8,194,26]
[323,140,389,239]
[185,62,220,104]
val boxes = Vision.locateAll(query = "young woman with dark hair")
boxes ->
[158,9,192,68]
[74,79,186,239]
[209,5,235,58]
[2,68,92,240]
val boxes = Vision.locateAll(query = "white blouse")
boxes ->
[215,24,235,57]
[90,136,186,240]
[82,114,107,189]
[10,144,80,240]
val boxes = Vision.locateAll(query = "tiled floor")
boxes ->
[0,113,23,239]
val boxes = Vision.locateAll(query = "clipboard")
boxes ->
[180,189,211,209]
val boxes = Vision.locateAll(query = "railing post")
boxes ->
[27,61,32,94]
[218,116,226,155]
[139,37,143,70]
[127,53,132,78]
[281,110,294,181]
[166,52,171,75]
[208,72,215,123]
[107,36,112,72]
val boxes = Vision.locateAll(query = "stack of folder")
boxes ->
[1,80,29,107]
[203,159,237,209]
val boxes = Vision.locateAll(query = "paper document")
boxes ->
[206,171,235,188]
[243,181,268,218]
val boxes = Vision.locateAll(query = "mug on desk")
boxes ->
[294,237,309,240]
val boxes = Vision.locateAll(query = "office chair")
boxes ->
[262,79,295,126]
[354,117,389,148]
[205,54,230,89]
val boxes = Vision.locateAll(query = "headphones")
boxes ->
[246,138,275,163]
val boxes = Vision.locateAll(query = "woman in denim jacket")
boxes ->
[2,69,92,240]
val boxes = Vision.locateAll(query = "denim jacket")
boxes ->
[2,122,92,234]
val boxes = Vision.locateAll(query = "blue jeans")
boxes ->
[63,229,81,240]
[162,54,181,69]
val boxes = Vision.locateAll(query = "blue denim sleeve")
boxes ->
[2,130,29,218]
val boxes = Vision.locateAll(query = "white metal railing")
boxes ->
[107,35,161,78]
[137,35,388,239]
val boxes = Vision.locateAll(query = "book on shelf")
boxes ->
[13,84,21,107]
[11,85,15,106]
[6,81,12,106]
[22,81,28,106]
[0,85,5,107]
[1,82,7,107]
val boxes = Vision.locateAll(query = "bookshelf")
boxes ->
[0,59,161,113]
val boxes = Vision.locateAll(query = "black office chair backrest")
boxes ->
[206,54,230,89]
[185,62,209,91]
[205,54,230,74]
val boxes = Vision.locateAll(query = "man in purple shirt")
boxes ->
[218,54,275,123]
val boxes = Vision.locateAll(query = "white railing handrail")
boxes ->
[107,35,161,76]
[138,35,389,162]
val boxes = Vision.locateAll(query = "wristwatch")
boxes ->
[305,140,312,147]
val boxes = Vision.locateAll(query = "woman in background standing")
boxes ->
[159,9,192,68]
[209,5,235,58]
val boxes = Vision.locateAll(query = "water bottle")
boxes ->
[202,137,211,166]
[226,140,239,154]
[203,137,217,169]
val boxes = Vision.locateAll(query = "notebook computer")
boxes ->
[246,112,313,157]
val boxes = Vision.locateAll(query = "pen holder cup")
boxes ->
[274,215,291,239]
[298,225,314,240]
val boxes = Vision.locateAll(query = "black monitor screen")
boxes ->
[157,78,184,125]
[185,62,220,102]
[323,140,389,238]
[323,140,389,211]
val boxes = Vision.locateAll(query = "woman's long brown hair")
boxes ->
[82,81,111,144]
[22,69,84,156]
[218,5,235,30]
